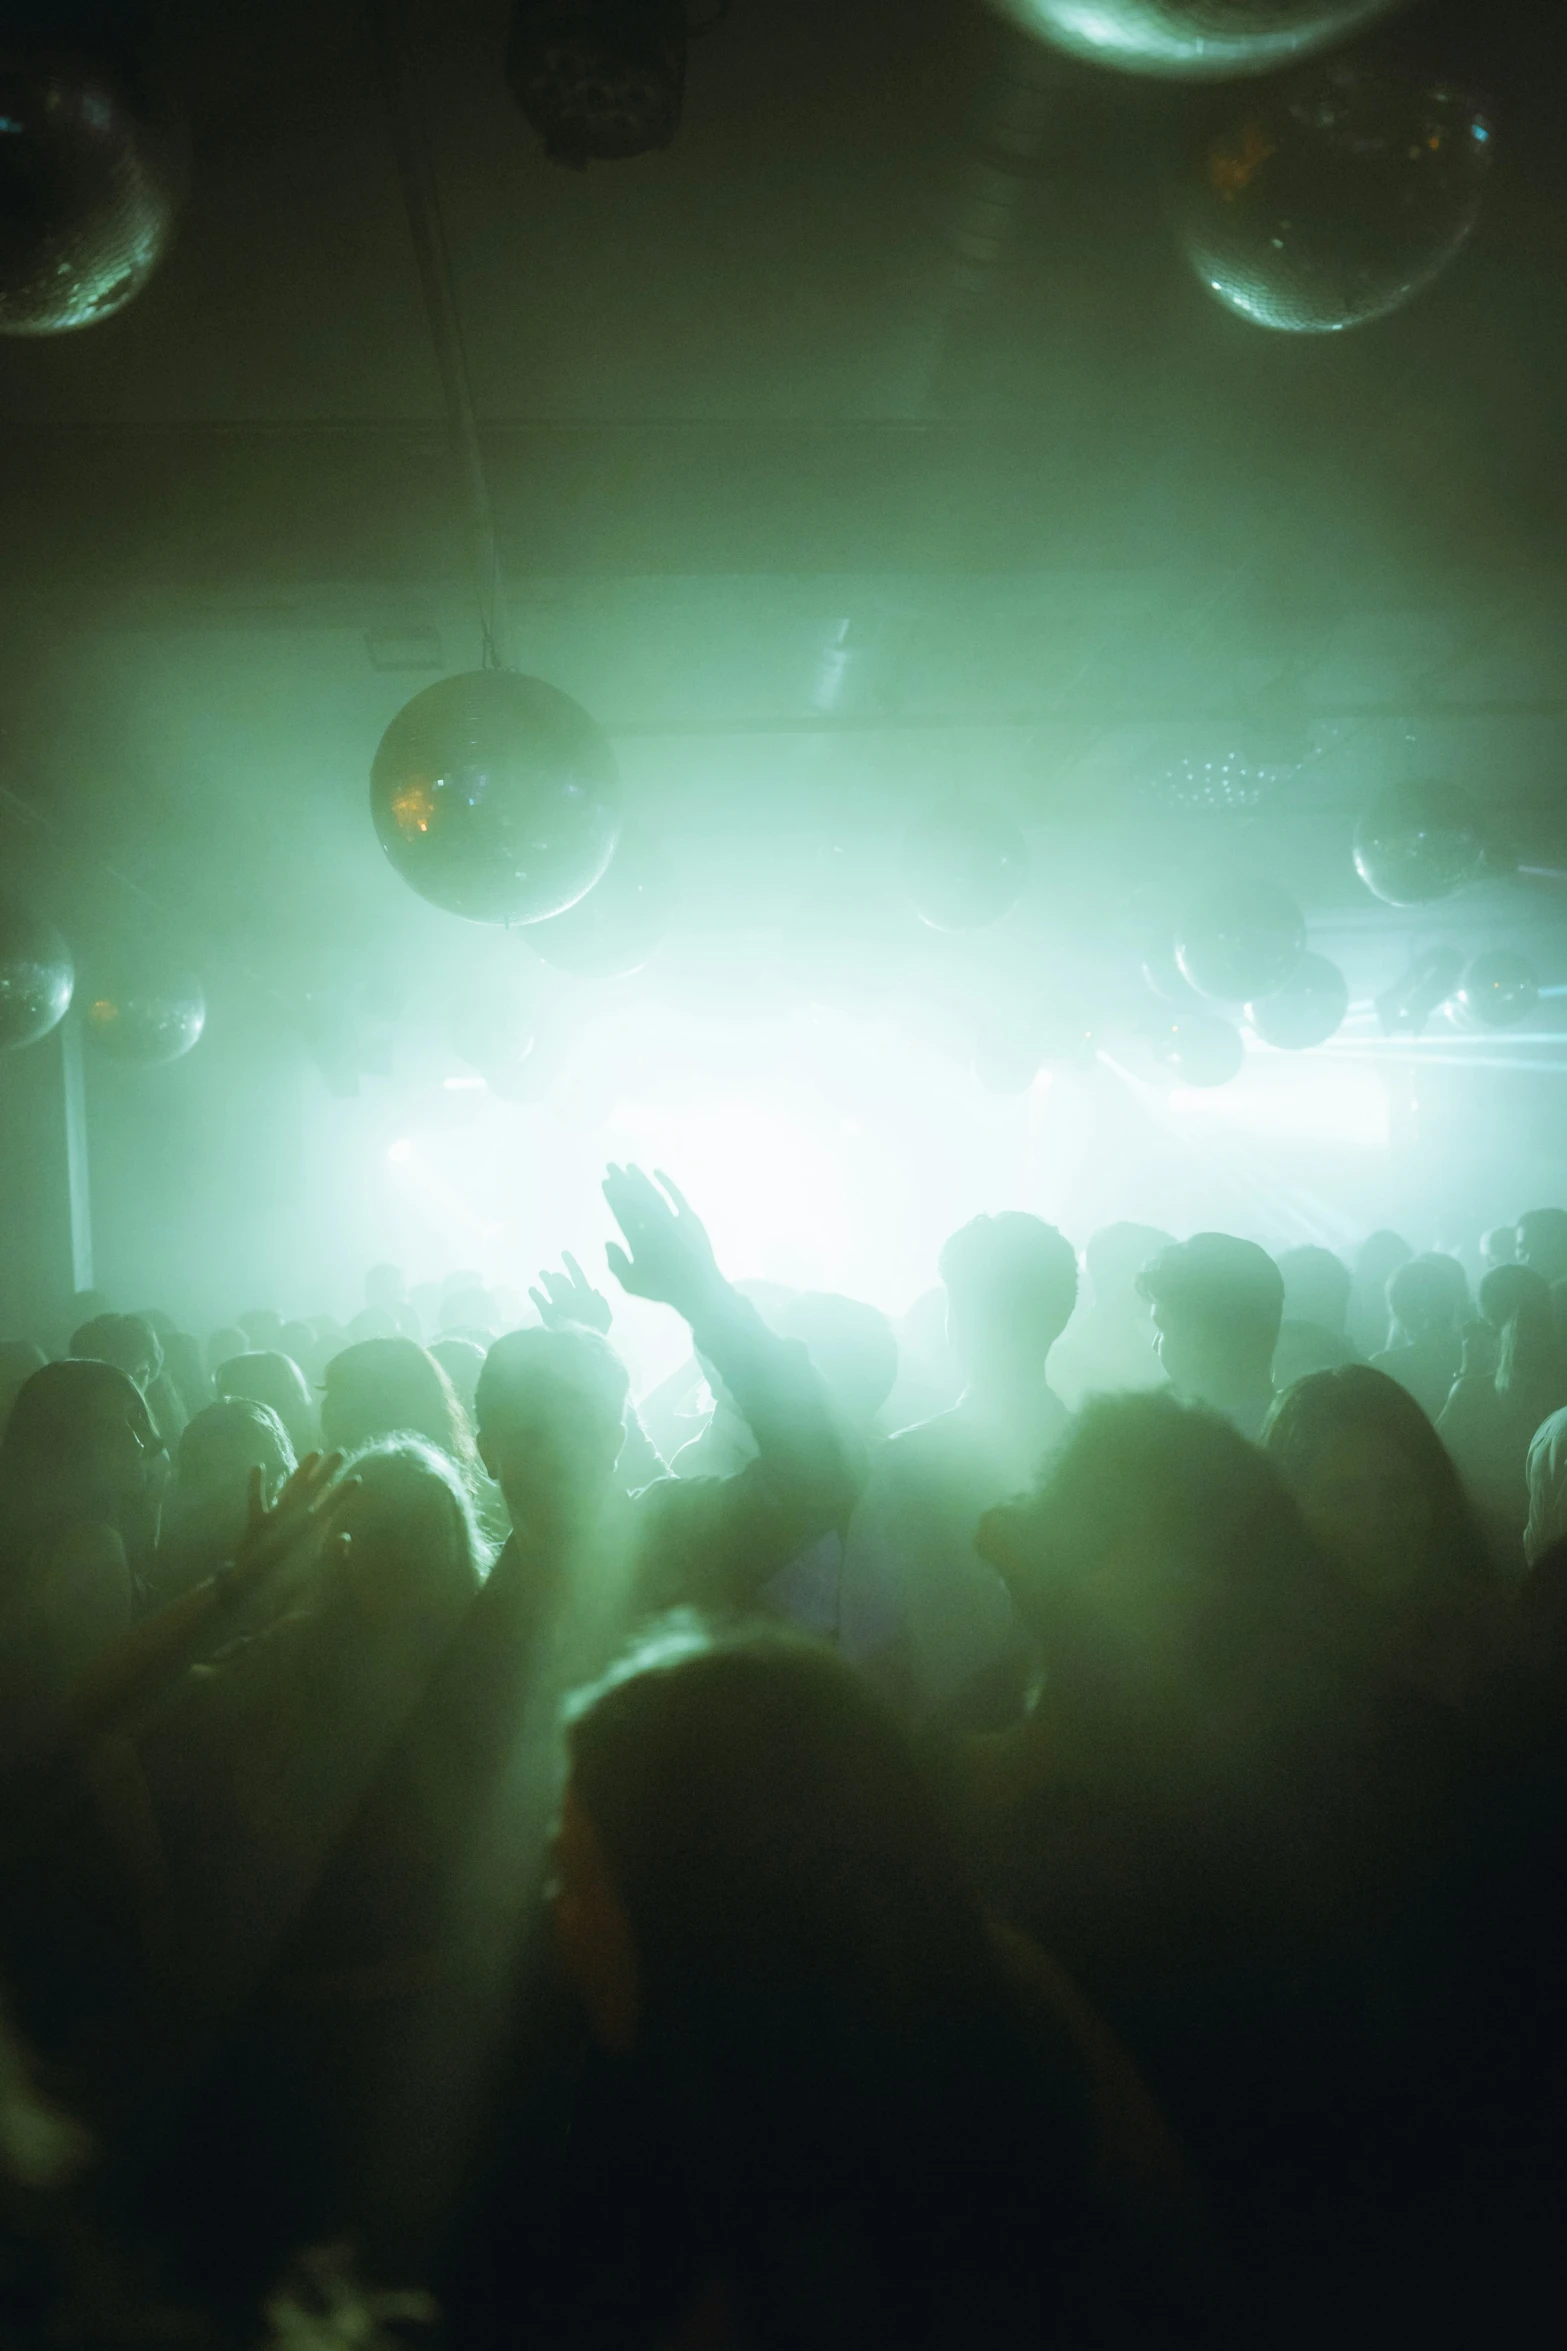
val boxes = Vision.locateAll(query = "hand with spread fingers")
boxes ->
[602,1164,725,1324]
[530,1251,613,1337]
[224,1449,354,1604]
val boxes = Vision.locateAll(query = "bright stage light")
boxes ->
[1169,1056,1389,1150]
[387,1137,413,1164]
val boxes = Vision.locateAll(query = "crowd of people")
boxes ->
[3,1169,1567,2346]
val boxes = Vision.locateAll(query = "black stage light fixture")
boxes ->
[506,0,691,168]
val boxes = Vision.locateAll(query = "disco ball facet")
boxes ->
[506,0,686,168]
[1353,781,1488,907]
[527,824,670,977]
[84,972,204,1065]
[0,29,185,336]
[992,0,1405,80]
[1455,951,1538,1031]
[1175,881,1306,1002]
[1157,1011,1245,1087]
[1247,951,1349,1048]
[1178,66,1493,334]
[0,900,73,1049]
[371,671,621,926]
[904,803,1029,933]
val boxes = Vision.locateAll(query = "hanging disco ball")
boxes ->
[527,824,671,977]
[1178,65,1493,334]
[1156,1010,1245,1087]
[0,899,73,1049]
[1175,879,1306,1002]
[506,0,687,168]
[904,802,1029,933]
[83,970,204,1065]
[0,6,186,336]
[371,671,621,926]
[1247,950,1349,1048]
[1353,780,1488,907]
[990,0,1407,80]
[1455,951,1539,1031]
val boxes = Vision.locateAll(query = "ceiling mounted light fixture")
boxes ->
[506,0,710,168]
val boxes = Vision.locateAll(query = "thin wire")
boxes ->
[370,0,514,670]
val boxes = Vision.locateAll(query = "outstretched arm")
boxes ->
[601,1165,863,1610]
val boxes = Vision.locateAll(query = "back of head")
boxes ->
[1276,1245,1353,1337]
[1082,1222,1175,1310]
[770,1291,898,1431]
[1480,1265,1567,1410]
[1386,1252,1469,1341]
[71,1312,162,1391]
[429,1335,485,1417]
[176,1398,295,1501]
[475,1328,629,1500]
[335,1437,486,1624]
[0,1360,151,1556]
[1137,1233,1284,1386]
[0,1341,48,1432]
[1517,1207,1567,1286]
[938,1212,1078,1372]
[1264,1364,1486,1596]
[321,1336,472,1469]
[216,1349,314,1446]
[1355,1230,1414,1284]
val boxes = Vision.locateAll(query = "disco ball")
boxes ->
[506,0,686,168]
[1353,780,1488,907]
[991,0,1406,80]
[904,803,1029,933]
[1455,951,1538,1031]
[527,824,670,977]
[0,900,73,1049]
[1247,951,1349,1048]
[0,21,186,336]
[1156,1011,1245,1087]
[1175,880,1306,1002]
[84,971,204,1065]
[1178,66,1493,334]
[371,671,621,926]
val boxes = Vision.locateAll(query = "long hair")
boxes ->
[320,1339,480,1490]
[0,1360,151,1590]
[565,1628,1085,2345]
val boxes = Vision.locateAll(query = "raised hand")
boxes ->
[602,1164,724,1322]
[223,1450,353,1604]
[530,1250,613,1337]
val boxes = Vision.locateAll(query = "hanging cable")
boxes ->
[370,0,514,669]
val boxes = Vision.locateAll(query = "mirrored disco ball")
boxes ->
[506,0,686,168]
[0,899,73,1048]
[84,971,204,1064]
[0,21,185,336]
[1175,879,1306,1001]
[1247,950,1349,1047]
[1353,780,1488,906]
[1178,65,1493,333]
[904,802,1029,932]
[1455,951,1538,1031]
[371,671,621,926]
[991,0,1406,80]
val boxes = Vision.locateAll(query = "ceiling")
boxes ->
[2,0,1566,1023]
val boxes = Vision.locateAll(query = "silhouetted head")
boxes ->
[1276,1245,1353,1338]
[0,1342,48,1434]
[70,1312,162,1395]
[557,1629,1069,2339]
[1517,1208,1567,1288]
[238,1309,285,1352]
[331,1438,485,1638]
[938,1213,1078,1384]
[1481,1224,1518,1272]
[0,1361,161,1566]
[320,1337,476,1481]
[476,1326,629,1534]
[216,1350,317,1461]
[206,1327,249,1382]
[158,1332,210,1419]
[176,1398,295,1503]
[1137,1234,1283,1412]
[1386,1253,1468,1343]
[1264,1364,1486,1609]
[978,1390,1318,1748]
[771,1291,898,1436]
